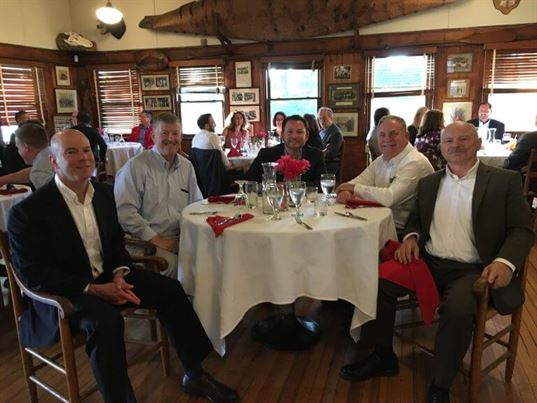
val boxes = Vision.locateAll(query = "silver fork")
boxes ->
[295,215,313,230]
[216,213,243,226]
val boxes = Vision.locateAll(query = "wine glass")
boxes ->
[320,173,336,199]
[265,181,284,221]
[288,181,306,217]
[233,180,248,206]
[230,137,239,150]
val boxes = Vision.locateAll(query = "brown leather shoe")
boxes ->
[182,372,239,403]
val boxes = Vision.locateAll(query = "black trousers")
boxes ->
[359,253,482,388]
[70,268,213,403]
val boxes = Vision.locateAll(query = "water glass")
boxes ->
[306,186,318,205]
[315,197,328,216]
[288,181,306,217]
[244,181,258,209]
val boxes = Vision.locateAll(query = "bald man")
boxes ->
[340,122,533,403]
[8,129,238,403]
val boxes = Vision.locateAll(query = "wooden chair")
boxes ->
[522,148,537,209]
[394,247,533,403]
[0,231,170,402]
[365,143,372,167]
[95,161,108,183]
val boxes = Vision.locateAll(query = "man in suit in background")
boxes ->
[72,111,107,163]
[340,122,533,403]
[318,107,344,175]
[2,110,31,174]
[8,129,239,403]
[246,114,326,187]
[128,110,154,149]
[504,130,537,171]
[467,102,505,140]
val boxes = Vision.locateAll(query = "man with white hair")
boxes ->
[317,106,344,175]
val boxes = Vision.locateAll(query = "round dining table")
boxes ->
[477,143,510,168]
[0,185,32,231]
[106,141,143,175]
[178,200,397,355]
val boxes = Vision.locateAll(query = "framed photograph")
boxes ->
[143,95,172,111]
[447,79,470,98]
[141,74,170,91]
[442,101,473,124]
[235,61,252,88]
[53,115,73,132]
[446,53,473,73]
[333,65,352,81]
[230,105,260,122]
[229,88,259,105]
[328,84,359,109]
[55,89,78,113]
[333,112,359,136]
[55,66,70,86]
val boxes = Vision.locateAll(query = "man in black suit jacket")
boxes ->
[340,122,533,403]
[72,111,108,162]
[318,107,344,175]
[246,114,326,187]
[504,130,537,170]
[8,130,238,403]
[467,102,505,140]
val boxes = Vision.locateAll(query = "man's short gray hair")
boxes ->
[153,112,181,132]
[378,115,407,132]
[317,106,334,118]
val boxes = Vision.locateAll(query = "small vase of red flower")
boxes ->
[274,155,311,210]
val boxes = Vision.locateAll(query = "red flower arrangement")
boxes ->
[275,155,311,180]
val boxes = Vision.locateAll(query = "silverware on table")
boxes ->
[334,211,368,221]
[295,215,313,230]
[189,211,220,215]
[216,213,243,226]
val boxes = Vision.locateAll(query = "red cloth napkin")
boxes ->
[379,240,440,325]
[227,148,242,157]
[206,213,254,237]
[0,187,28,196]
[346,197,384,208]
[207,196,235,204]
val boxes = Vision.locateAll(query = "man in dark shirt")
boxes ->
[72,111,108,162]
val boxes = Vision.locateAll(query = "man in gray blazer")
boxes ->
[340,122,533,403]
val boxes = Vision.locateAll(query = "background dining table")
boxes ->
[477,142,511,168]
[0,185,32,231]
[178,200,397,355]
[106,141,143,175]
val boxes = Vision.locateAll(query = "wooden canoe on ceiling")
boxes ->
[139,0,457,42]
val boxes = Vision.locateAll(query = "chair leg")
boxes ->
[505,308,523,382]
[469,305,488,402]
[59,319,81,403]
[19,347,38,402]
[158,321,170,376]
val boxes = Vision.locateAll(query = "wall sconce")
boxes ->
[96,1,123,25]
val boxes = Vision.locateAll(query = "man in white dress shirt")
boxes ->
[191,113,231,168]
[336,115,434,232]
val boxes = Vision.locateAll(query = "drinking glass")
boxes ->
[306,186,318,205]
[265,181,284,221]
[233,180,248,206]
[288,181,306,217]
[320,173,336,199]
[244,181,259,209]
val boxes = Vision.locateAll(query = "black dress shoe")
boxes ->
[182,372,239,403]
[339,351,399,381]
[251,314,321,351]
[427,384,450,403]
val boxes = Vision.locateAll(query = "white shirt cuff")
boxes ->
[403,232,420,242]
[113,266,131,276]
[494,258,516,273]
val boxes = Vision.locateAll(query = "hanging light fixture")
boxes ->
[96,1,123,25]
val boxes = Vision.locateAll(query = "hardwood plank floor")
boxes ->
[1,247,536,403]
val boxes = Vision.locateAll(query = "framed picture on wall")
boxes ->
[446,53,473,73]
[229,88,259,105]
[230,105,260,122]
[55,89,78,113]
[141,74,170,91]
[143,95,172,111]
[328,84,359,109]
[442,101,473,124]
[447,79,470,98]
[55,66,71,86]
[333,112,359,136]
[53,115,73,132]
[333,65,352,81]
[235,61,252,88]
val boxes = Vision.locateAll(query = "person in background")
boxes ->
[128,110,154,149]
[318,106,344,175]
[504,130,537,172]
[72,111,107,163]
[114,113,202,277]
[415,109,446,170]
[223,111,249,149]
[336,115,434,234]
[3,110,31,174]
[271,111,286,139]
[366,107,390,161]
[70,111,78,127]
[408,106,429,145]
[303,113,323,150]
[192,113,232,169]
[467,102,505,140]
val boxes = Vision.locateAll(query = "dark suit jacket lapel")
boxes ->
[422,171,443,237]
[471,163,491,234]
[91,184,110,252]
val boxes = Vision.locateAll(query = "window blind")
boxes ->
[484,49,537,92]
[94,68,141,132]
[177,66,224,92]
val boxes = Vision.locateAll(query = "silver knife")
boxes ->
[295,216,313,230]
[189,211,220,215]
[334,211,368,221]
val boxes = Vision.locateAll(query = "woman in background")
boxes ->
[408,106,429,145]
[303,113,323,150]
[415,109,445,170]
[271,111,286,139]
[223,111,249,149]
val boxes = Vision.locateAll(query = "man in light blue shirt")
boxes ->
[115,113,202,277]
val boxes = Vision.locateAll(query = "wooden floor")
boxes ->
[1,247,537,403]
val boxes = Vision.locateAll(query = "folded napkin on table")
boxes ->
[0,187,28,196]
[207,195,236,204]
[379,240,440,325]
[206,213,254,237]
[227,148,242,157]
[346,197,384,208]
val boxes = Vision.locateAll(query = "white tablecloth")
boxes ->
[178,201,397,355]
[106,142,143,175]
[477,144,510,168]
[0,185,32,230]
[225,149,258,167]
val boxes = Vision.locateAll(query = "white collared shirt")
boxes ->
[191,129,230,167]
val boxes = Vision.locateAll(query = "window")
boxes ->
[0,64,47,142]
[484,49,537,132]
[177,66,225,135]
[367,54,434,130]
[266,63,321,130]
[94,68,141,134]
